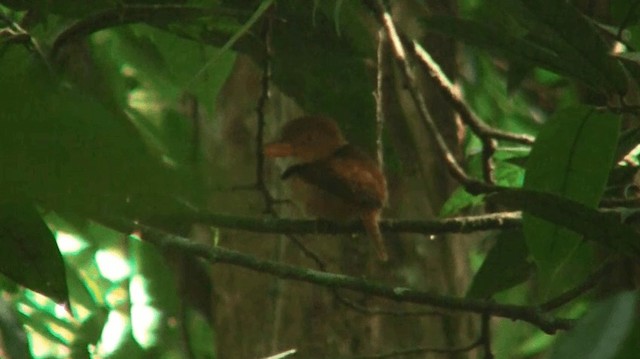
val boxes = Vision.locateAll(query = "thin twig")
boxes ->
[376,1,500,195]
[600,196,640,208]
[480,311,494,359]
[352,338,481,359]
[335,294,447,318]
[256,7,275,215]
[410,41,535,147]
[103,217,574,334]
[482,139,497,184]
[0,12,52,73]
[374,28,387,167]
[287,234,327,270]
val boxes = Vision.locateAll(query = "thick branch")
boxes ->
[116,220,571,334]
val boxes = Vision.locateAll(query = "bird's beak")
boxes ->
[264,142,294,158]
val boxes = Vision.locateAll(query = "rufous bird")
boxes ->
[264,116,389,261]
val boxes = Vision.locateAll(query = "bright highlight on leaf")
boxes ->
[55,231,88,255]
[95,249,131,283]
[97,310,130,356]
[131,304,163,349]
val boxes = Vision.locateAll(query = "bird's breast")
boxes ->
[289,177,361,220]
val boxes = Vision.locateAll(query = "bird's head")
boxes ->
[264,116,347,162]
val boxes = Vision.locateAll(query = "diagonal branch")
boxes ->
[409,40,534,185]
[118,221,572,334]
[410,41,535,147]
[0,12,52,73]
[374,1,500,195]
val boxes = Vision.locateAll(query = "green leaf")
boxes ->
[525,107,620,202]
[489,189,640,255]
[507,60,533,94]
[615,126,640,163]
[129,236,178,350]
[550,291,637,359]
[72,307,108,356]
[0,197,69,303]
[0,45,185,218]
[515,1,628,94]
[523,106,621,297]
[426,0,629,94]
[423,16,561,74]
[186,308,217,358]
[467,230,533,299]
[0,296,31,359]
[610,0,640,25]
[439,187,484,217]
[614,314,640,359]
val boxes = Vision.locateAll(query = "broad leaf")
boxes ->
[490,189,640,255]
[523,106,620,297]
[439,187,484,217]
[467,230,533,299]
[423,16,562,75]
[550,291,637,359]
[129,236,178,350]
[0,46,184,218]
[426,0,629,94]
[0,198,68,303]
[515,1,628,94]
[0,295,31,359]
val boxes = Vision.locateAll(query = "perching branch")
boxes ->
[172,211,522,236]
[104,217,573,334]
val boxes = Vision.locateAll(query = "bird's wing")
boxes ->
[282,145,386,209]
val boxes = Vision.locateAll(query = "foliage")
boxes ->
[0,0,639,358]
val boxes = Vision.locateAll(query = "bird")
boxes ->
[264,116,389,261]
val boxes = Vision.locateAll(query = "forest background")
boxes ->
[0,0,639,358]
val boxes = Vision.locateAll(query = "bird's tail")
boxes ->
[362,210,389,262]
